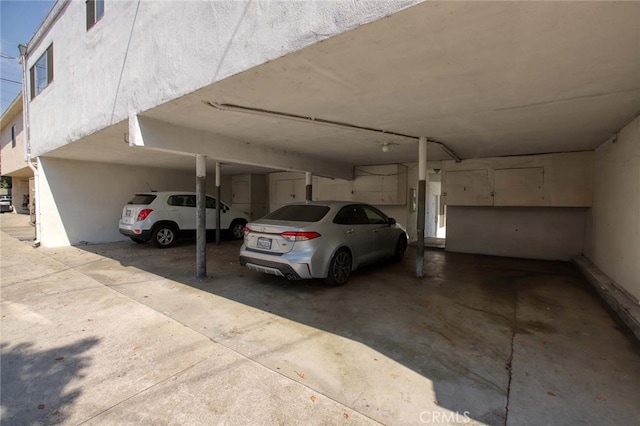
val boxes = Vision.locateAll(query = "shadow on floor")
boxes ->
[0,337,100,424]
[66,238,639,425]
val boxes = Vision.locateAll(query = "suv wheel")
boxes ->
[152,224,176,248]
[229,220,246,240]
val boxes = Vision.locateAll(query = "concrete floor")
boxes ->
[1,214,639,425]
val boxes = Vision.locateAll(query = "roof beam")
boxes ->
[129,114,354,180]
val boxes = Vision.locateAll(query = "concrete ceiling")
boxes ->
[51,1,640,174]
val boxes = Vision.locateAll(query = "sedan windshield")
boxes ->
[263,205,330,222]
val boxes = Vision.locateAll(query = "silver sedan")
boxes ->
[239,201,408,286]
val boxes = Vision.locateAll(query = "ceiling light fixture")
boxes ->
[381,142,399,153]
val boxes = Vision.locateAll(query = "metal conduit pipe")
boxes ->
[19,44,40,246]
[26,156,40,247]
[206,102,462,162]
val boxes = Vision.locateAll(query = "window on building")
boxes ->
[86,0,105,30]
[30,45,53,99]
[11,125,16,148]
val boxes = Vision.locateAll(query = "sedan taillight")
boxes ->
[281,231,321,241]
[137,209,153,221]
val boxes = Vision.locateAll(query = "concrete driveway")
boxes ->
[2,214,639,425]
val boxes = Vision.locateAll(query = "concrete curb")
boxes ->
[572,255,640,342]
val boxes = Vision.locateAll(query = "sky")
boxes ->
[1,0,54,115]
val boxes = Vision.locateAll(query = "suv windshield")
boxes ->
[263,205,330,222]
[127,194,157,205]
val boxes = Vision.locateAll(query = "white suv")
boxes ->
[118,192,250,248]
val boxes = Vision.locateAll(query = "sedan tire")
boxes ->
[324,248,352,286]
[393,234,408,262]
[152,224,177,248]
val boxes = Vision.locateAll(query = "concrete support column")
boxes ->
[416,137,427,278]
[196,155,207,279]
[215,162,222,245]
[305,172,313,201]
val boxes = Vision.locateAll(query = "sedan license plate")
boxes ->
[257,237,272,250]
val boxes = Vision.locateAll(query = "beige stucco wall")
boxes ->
[0,102,27,176]
[446,206,587,261]
[585,116,640,301]
[27,0,419,158]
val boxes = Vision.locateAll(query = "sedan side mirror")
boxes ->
[388,218,396,226]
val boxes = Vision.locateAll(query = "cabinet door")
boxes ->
[232,178,250,204]
[274,179,305,207]
[494,167,545,206]
[444,170,493,206]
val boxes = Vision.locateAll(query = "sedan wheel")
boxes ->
[152,225,176,248]
[324,248,352,286]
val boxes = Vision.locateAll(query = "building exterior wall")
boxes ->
[1,96,33,215]
[38,157,232,247]
[26,0,419,158]
[585,116,640,300]
[0,97,26,176]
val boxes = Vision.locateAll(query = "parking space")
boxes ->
[3,214,638,425]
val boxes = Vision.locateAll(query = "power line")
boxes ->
[0,77,22,85]
[2,70,22,77]
[2,75,22,82]
[0,53,17,60]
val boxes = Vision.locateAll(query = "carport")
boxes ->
[32,0,638,296]
[43,2,638,276]
[7,1,640,423]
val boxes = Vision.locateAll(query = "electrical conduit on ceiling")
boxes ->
[205,101,462,162]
